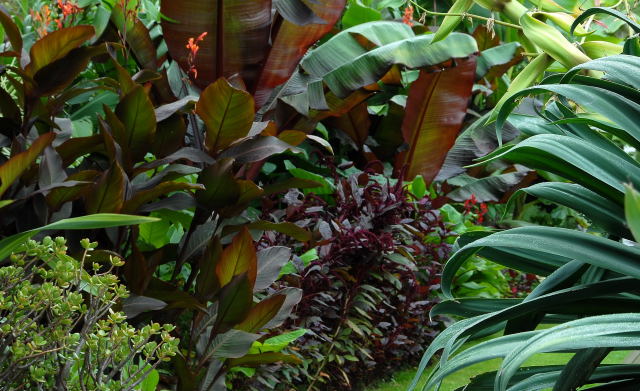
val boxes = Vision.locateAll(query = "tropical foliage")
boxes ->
[2,0,640,389]
[412,54,640,391]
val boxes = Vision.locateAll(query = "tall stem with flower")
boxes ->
[183,32,208,152]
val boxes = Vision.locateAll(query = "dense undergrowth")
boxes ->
[1,0,639,390]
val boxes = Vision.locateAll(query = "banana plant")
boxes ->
[411,54,640,391]
[160,0,347,107]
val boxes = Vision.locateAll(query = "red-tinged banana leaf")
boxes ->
[25,26,95,77]
[235,294,286,333]
[401,56,477,183]
[196,78,254,154]
[110,4,157,70]
[0,132,55,198]
[253,0,347,107]
[160,0,272,89]
[215,227,257,288]
[327,101,371,147]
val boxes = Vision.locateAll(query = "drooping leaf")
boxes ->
[253,0,346,106]
[441,227,640,299]
[0,214,158,261]
[196,78,254,154]
[0,133,55,198]
[401,56,477,183]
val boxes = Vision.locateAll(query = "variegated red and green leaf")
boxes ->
[401,56,477,183]
[253,0,347,106]
[215,227,257,288]
[196,78,254,154]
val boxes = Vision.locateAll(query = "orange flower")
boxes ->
[57,0,82,18]
[402,5,414,27]
[186,32,208,80]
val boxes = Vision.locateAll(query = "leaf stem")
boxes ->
[408,0,523,30]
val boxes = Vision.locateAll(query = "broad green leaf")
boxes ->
[0,214,158,261]
[341,1,382,29]
[0,133,55,198]
[497,314,640,390]
[510,183,628,238]
[301,21,414,76]
[476,134,640,205]
[476,42,524,80]
[197,78,254,154]
[249,329,308,354]
[441,227,640,298]
[321,32,478,98]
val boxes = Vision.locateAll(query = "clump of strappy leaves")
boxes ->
[0,237,179,391]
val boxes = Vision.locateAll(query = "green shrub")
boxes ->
[411,53,640,390]
[0,237,178,391]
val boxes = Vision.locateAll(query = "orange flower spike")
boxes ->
[186,32,208,80]
[402,5,414,27]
